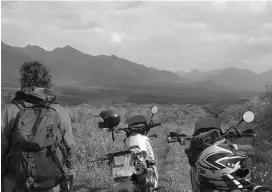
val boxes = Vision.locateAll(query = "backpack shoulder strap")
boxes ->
[11,99,27,110]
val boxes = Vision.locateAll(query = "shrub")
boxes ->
[219,86,272,187]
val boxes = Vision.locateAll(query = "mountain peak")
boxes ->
[25,44,45,51]
[110,54,118,58]
[63,45,75,49]
[53,45,82,54]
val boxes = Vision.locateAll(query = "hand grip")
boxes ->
[241,133,255,137]
[149,123,162,129]
[153,123,161,127]
[166,136,178,143]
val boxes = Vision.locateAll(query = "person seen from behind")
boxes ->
[1,61,77,192]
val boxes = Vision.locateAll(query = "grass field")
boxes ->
[1,87,272,191]
[66,98,271,191]
[68,103,205,192]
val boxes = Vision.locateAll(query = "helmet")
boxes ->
[196,144,252,191]
[99,110,120,128]
[194,117,222,136]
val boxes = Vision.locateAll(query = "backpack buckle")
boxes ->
[27,152,34,158]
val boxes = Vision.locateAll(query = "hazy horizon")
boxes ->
[2,1,272,73]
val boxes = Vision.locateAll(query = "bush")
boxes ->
[219,86,272,187]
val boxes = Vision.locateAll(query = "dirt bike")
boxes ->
[166,111,272,192]
[97,106,161,192]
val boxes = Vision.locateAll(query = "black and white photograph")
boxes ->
[1,0,272,192]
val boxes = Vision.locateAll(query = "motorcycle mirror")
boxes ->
[151,106,159,114]
[243,111,255,123]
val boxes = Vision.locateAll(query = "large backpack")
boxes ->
[185,128,223,167]
[5,99,69,191]
[185,117,223,167]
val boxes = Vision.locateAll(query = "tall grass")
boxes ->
[1,87,271,190]
[218,86,272,187]
[67,103,206,191]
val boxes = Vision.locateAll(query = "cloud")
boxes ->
[1,1,13,10]
[93,27,108,34]
[1,1,272,73]
[114,1,144,11]
[110,33,123,44]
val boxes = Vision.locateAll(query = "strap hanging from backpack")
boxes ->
[50,144,69,175]
[22,152,37,190]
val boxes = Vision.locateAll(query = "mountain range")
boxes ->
[1,42,271,96]
[1,42,181,88]
[176,68,272,91]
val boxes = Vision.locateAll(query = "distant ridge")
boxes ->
[2,41,271,92]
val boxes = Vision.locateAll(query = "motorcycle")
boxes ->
[166,111,272,192]
[96,106,161,192]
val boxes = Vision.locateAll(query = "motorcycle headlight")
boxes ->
[240,158,248,169]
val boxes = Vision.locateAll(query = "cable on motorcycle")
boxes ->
[112,129,115,141]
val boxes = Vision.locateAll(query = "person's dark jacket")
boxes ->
[1,86,77,176]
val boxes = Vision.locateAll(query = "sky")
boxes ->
[1,0,272,73]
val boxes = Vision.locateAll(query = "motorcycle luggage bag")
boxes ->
[186,129,223,166]
[110,152,134,178]
[126,115,147,128]
[193,117,222,136]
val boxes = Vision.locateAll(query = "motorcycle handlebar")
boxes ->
[109,122,162,133]
[147,122,161,129]
[167,138,178,143]
[167,134,192,144]
[224,132,255,139]
[241,133,256,137]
